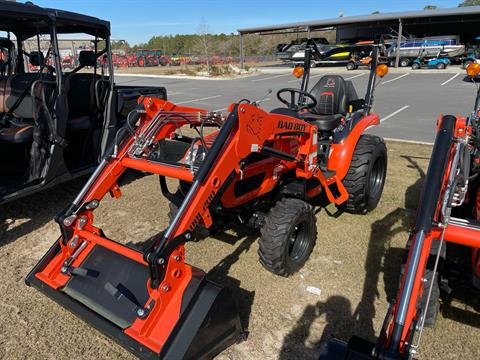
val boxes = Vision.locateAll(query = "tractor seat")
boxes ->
[299,113,343,131]
[300,75,348,131]
[0,124,33,143]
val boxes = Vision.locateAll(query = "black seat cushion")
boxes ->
[298,113,343,131]
[0,124,33,143]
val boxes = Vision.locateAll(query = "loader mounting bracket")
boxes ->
[145,230,193,289]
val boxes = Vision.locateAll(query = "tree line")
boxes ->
[114,0,480,56]
[113,31,335,57]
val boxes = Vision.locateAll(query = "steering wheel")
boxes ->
[276,88,317,111]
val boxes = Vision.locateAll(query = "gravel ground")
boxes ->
[1,141,479,360]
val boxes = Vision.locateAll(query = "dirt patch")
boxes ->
[0,141,479,359]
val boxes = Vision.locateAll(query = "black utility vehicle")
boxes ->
[0,1,166,204]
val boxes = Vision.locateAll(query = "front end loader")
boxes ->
[319,63,480,360]
[27,42,390,359]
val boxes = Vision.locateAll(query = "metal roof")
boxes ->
[0,1,110,39]
[238,6,480,34]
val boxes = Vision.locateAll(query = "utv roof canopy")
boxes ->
[0,1,110,40]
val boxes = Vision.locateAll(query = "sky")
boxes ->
[30,0,462,44]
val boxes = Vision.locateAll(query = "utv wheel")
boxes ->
[346,62,356,71]
[341,135,387,214]
[400,239,445,327]
[258,198,317,276]
[412,63,420,70]
[436,62,446,70]
[400,58,410,67]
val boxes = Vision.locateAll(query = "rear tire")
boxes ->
[346,62,356,71]
[258,198,317,276]
[436,62,446,70]
[341,135,387,214]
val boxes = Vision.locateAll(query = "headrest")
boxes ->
[29,51,45,67]
[310,75,347,115]
[78,50,97,67]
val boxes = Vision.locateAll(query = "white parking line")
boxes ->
[213,107,227,112]
[252,74,289,82]
[168,92,184,96]
[441,73,460,86]
[382,73,409,84]
[176,95,221,104]
[345,73,365,80]
[380,105,410,123]
[367,105,409,131]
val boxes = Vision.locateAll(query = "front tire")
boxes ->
[258,198,317,276]
[412,62,420,70]
[341,135,387,214]
[346,62,356,71]
[436,62,446,70]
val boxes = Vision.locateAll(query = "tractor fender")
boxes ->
[327,113,379,180]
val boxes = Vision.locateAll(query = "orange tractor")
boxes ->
[28,43,389,358]
[320,63,480,360]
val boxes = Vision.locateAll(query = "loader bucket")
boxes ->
[26,240,242,359]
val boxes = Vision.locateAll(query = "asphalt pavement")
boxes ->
[115,68,476,143]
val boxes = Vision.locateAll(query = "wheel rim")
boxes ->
[369,154,386,200]
[288,221,311,262]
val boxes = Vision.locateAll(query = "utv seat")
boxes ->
[0,51,52,144]
[0,125,33,143]
[298,75,348,131]
[65,50,99,131]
